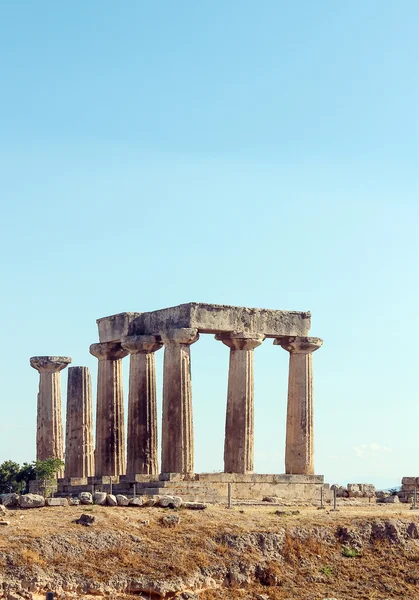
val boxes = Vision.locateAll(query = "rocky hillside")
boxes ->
[1,503,419,599]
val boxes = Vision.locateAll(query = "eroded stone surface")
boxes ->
[90,342,128,477]
[124,303,311,339]
[274,337,323,475]
[161,329,198,474]
[65,366,94,479]
[30,356,71,477]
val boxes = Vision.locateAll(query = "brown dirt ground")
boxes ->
[1,502,419,599]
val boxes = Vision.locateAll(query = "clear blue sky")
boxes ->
[1,1,418,489]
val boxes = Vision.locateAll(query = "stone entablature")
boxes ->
[96,303,311,343]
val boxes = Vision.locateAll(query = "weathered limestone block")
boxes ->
[158,495,182,508]
[126,303,311,338]
[78,492,93,505]
[65,366,94,478]
[90,342,128,477]
[93,492,107,505]
[402,477,419,487]
[122,335,162,476]
[20,494,45,508]
[274,337,322,475]
[383,495,400,503]
[129,497,144,506]
[45,497,68,507]
[216,333,264,474]
[183,502,208,510]
[107,494,117,506]
[116,494,129,506]
[97,312,142,343]
[30,356,71,477]
[0,494,19,507]
[161,328,199,474]
[0,505,6,515]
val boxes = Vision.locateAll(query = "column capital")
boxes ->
[160,328,199,346]
[122,335,163,355]
[274,336,323,354]
[215,332,265,351]
[89,342,128,361]
[30,356,72,373]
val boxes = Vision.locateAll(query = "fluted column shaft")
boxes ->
[30,356,72,478]
[65,366,94,478]
[274,336,323,475]
[161,328,199,474]
[89,342,128,476]
[216,334,264,473]
[122,335,163,475]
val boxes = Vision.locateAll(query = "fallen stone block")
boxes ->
[383,495,400,503]
[19,494,45,508]
[158,495,182,508]
[107,494,117,506]
[45,497,68,507]
[116,494,129,506]
[182,502,208,510]
[93,492,107,506]
[0,504,6,515]
[78,492,93,505]
[0,493,19,507]
[129,497,144,507]
[69,496,80,505]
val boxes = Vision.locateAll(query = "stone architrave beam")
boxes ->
[89,342,128,476]
[64,366,94,478]
[122,335,163,476]
[30,356,72,477]
[274,336,323,475]
[216,333,265,473]
[160,328,199,474]
[96,303,311,342]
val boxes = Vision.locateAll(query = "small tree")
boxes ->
[16,462,37,493]
[34,458,64,497]
[0,460,22,493]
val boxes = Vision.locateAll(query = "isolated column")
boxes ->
[64,366,94,478]
[30,356,72,477]
[89,342,128,476]
[216,333,264,473]
[160,328,199,474]
[122,335,163,475]
[274,336,323,475]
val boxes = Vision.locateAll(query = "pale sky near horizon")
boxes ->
[1,1,418,490]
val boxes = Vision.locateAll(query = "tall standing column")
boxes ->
[30,356,72,478]
[89,342,128,476]
[160,328,199,474]
[121,335,163,476]
[64,366,94,478]
[216,333,264,473]
[274,336,323,475]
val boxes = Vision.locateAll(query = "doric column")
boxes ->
[121,335,163,476]
[30,356,72,477]
[274,336,323,475]
[89,342,128,476]
[216,333,264,474]
[64,366,94,478]
[160,328,199,474]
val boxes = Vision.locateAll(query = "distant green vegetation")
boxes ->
[0,458,64,494]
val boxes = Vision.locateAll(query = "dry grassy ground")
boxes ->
[1,502,419,599]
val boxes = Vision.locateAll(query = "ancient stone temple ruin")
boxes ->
[30,303,326,501]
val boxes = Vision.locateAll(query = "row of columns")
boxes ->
[30,331,322,479]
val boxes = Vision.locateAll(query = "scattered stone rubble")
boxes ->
[0,492,207,511]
